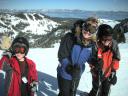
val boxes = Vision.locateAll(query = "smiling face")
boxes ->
[101,36,112,47]
[82,30,92,40]
[15,53,25,61]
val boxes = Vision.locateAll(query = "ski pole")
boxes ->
[96,70,102,96]
[108,84,111,96]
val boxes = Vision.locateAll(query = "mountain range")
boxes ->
[0,12,127,49]
[0,9,128,20]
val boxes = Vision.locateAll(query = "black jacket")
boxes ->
[58,32,75,62]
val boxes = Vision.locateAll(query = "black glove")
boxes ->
[72,64,81,78]
[30,81,38,92]
[65,64,81,78]
[91,58,103,71]
[109,71,117,85]
[65,64,74,75]
[2,50,12,59]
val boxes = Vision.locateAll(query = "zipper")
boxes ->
[76,46,83,65]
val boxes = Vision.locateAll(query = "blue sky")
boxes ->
[0,0,128,11]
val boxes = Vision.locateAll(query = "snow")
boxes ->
[0,13,60,35]
[0,18,128,96]
[99,19,120,28]
[29,43,128,96]
[0,43,128,96]
[23,13,60,35]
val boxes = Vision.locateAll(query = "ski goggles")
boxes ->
[14,47,26,54]
[12,43,27,54]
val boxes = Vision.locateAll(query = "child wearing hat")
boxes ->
[0,36,38,96]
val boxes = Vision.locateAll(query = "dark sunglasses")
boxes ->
[14,47,26,54]
[82,25,97,34]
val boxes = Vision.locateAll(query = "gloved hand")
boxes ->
[109,71,117,85]
[72,64,81,78]
[2,50,12,59]
[65,64,73,75]
[91,58,103,71]
[30,81,38,92]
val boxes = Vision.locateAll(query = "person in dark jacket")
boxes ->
[57,22,96,96]
[88,24,120,96]
[58,17,98,65]
[58,19,85,62]
[0,37,38,96]
[113,23,126,43]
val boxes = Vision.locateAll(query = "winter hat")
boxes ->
[97,24,113,40]
[11,37,29,55]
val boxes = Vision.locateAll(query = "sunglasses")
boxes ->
[14,47,26,54]
[82,26,97,34]
[82,30,93,35]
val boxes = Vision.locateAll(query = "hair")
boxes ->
[86,17,98,24]
[71,19,85,34]
[97,24,113,40]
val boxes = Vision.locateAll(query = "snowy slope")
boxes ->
[0,43,128,96]
[29,43,128,96]
[0,17,127,96]
[0,13,60,35]
[99,19,120,28]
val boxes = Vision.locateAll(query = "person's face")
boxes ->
[14,47,26,61]
[82,29,92,40]
[101,36,112,46]
[15,53,25,61]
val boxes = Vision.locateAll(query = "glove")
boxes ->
[2,50,12,59]
[109,71,117,85]
[65,64,73,75]
[72,64,81,78]
[91,58,103,71]
[30,81,38,92]
[66,64,81,78]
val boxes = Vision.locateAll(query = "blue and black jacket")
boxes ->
[57,37,95,80]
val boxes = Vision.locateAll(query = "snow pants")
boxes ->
[57,74,80,96]
[89,75,111,96]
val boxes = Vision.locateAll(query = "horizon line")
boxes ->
[0,8,128,12]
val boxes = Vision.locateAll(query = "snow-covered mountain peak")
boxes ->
[0,13,60,35]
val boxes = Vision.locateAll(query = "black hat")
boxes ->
[11,37,29,55]
[97,24,113,39]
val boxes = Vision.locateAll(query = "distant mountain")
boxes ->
[0,12,73,48]
[43,10,128,20]
[0,9,128,20]
[0,12,127,49]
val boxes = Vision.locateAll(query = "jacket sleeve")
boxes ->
[0,56,12,72]
[112,59,119,71]
[111,40,120,71]
[112,40,121,60]
[58,33,74,62]
[30,60,38,82]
